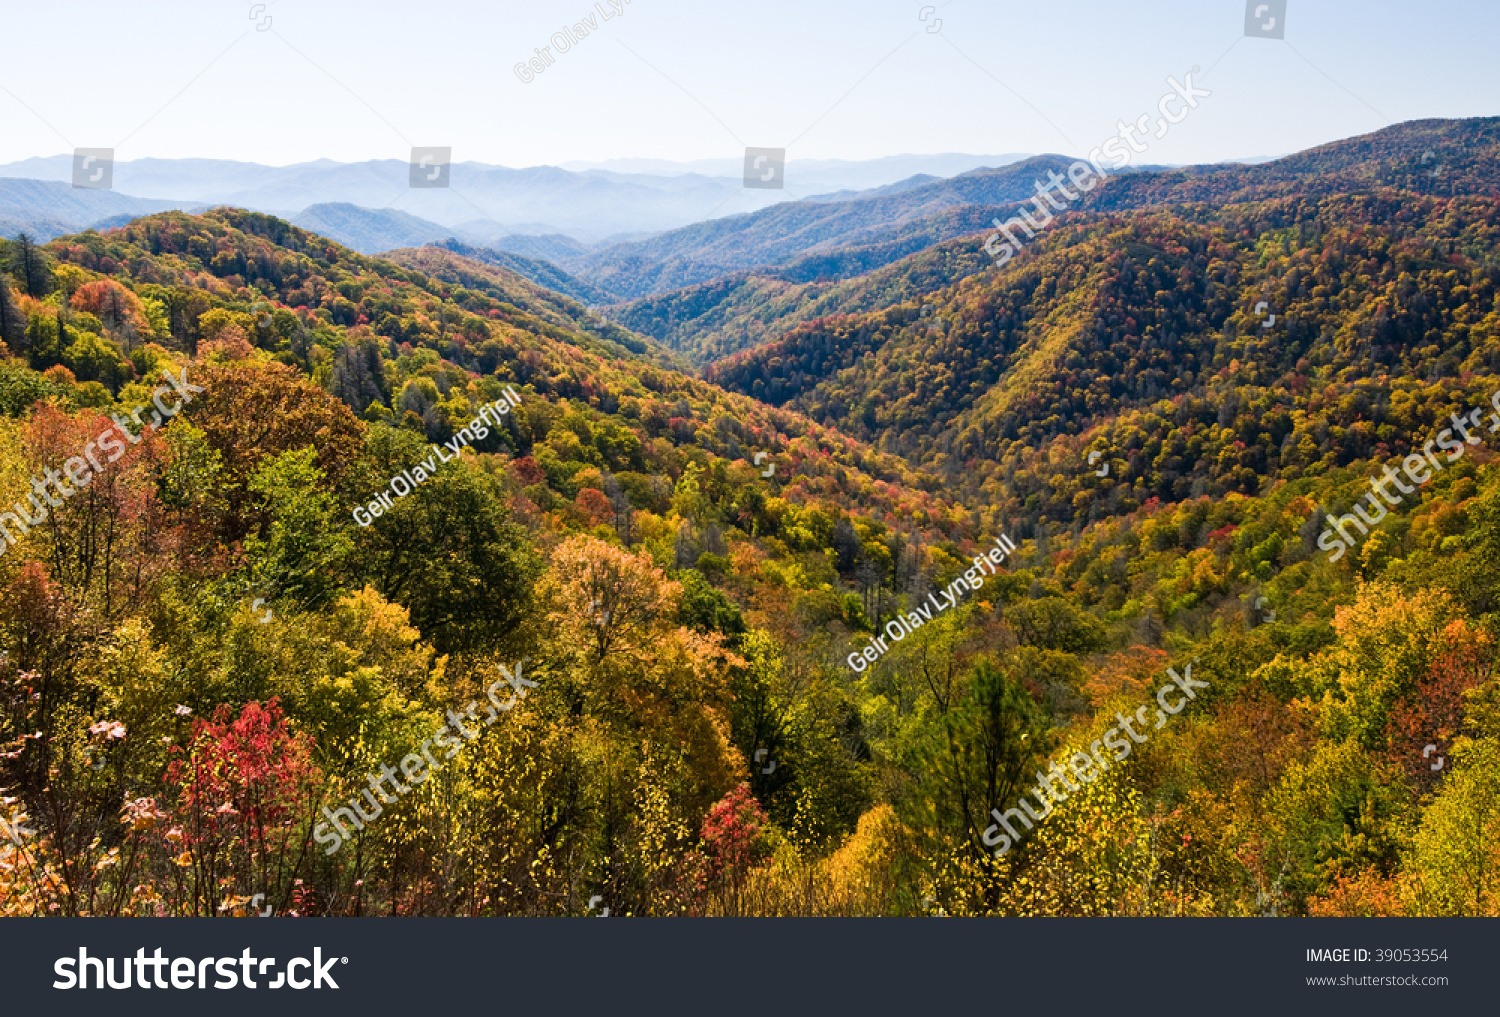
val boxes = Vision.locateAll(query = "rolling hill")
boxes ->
[428,238,617,306]
[561,156,1091,299]
[706,187,1500,524]
[375,244,683,370]
[610,117,1500,371]
[6,117,1500,921]
[606,229,1002,366]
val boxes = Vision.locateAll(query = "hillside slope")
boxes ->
[609,230,1001,366]
[376,244,683,370]
[23,208,963,527]
[611,118,1500,367]
[5,156,1500,920]
[429,238,617,306]
[707,190,1500,527]
[565,156,1084,299]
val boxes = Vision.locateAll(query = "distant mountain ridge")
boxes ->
[0,153,1028,242]
[604,117,1500,364]
[559,156,1094,299]
[1078,117,1500,213]
[805,174,942,203]
[291,203,462,255]
[561,118,1500,304]
[0,176,205,240]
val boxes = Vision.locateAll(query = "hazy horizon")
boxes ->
[2,0,1493,170]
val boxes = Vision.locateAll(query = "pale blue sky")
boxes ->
[1,0,1495,169]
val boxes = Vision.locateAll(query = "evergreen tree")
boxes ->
[11,232,52,298]
[0,275,25,355]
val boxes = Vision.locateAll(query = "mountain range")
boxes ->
[0,152,1030,246]
[5,114,1500,919]
[603,118,1500,363]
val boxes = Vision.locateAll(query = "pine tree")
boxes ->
[0,275,25,355]
[11,233,51,298]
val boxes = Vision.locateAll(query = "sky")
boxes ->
[1,0,1496,171]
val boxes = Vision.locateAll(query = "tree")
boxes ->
[244,448,355,612]
[330,333,389,413]
[1006,596,1108,653]
[0,361,54,416]
[182,361,366,541]
[881,608,1051,869]
[21,403,171,614]
[9,233,52,298]
[689,783,767,907]
[352,439,540,656]
[1409,738,1500,916]
[1386,620,1494,795]
[165,699,322,917]
[70,280,149,337]
[544,534,744,817]
[1266,740,1407,911]
[0,276,25,355]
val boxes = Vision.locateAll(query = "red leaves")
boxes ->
[575,488,614,526]
[696,783,768,886]
[511,456,545,487]
[1385,619,1493,793]
[164,698,320,850]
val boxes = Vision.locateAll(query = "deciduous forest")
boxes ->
[2,117,1499,917]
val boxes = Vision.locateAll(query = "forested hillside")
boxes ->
[707,190,1500,521]
[430,238,617,307]
[565,156,1083,299]
[2,119,1500,919]
[0,210,1000,918]
[610,118,1500,367]
[607,232,998,366]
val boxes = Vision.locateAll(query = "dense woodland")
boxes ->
[1,119,1499,917]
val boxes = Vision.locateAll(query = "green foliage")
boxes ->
[61,326,131,388]
[1409,738,1500,915]
[1267,740,1408,909]
[0,358,57,415]
[5,140,1500,918]
[1007,596,1108,654]
[349,427,540,656]
[244,447,354,611]
[676,568,746,643]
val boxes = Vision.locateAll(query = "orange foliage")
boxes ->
[1308,866,1408,917]
[575,487,614,526]
[70,279,149,333]
[1083,646,1170,708]
[1386,619,1494,794]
